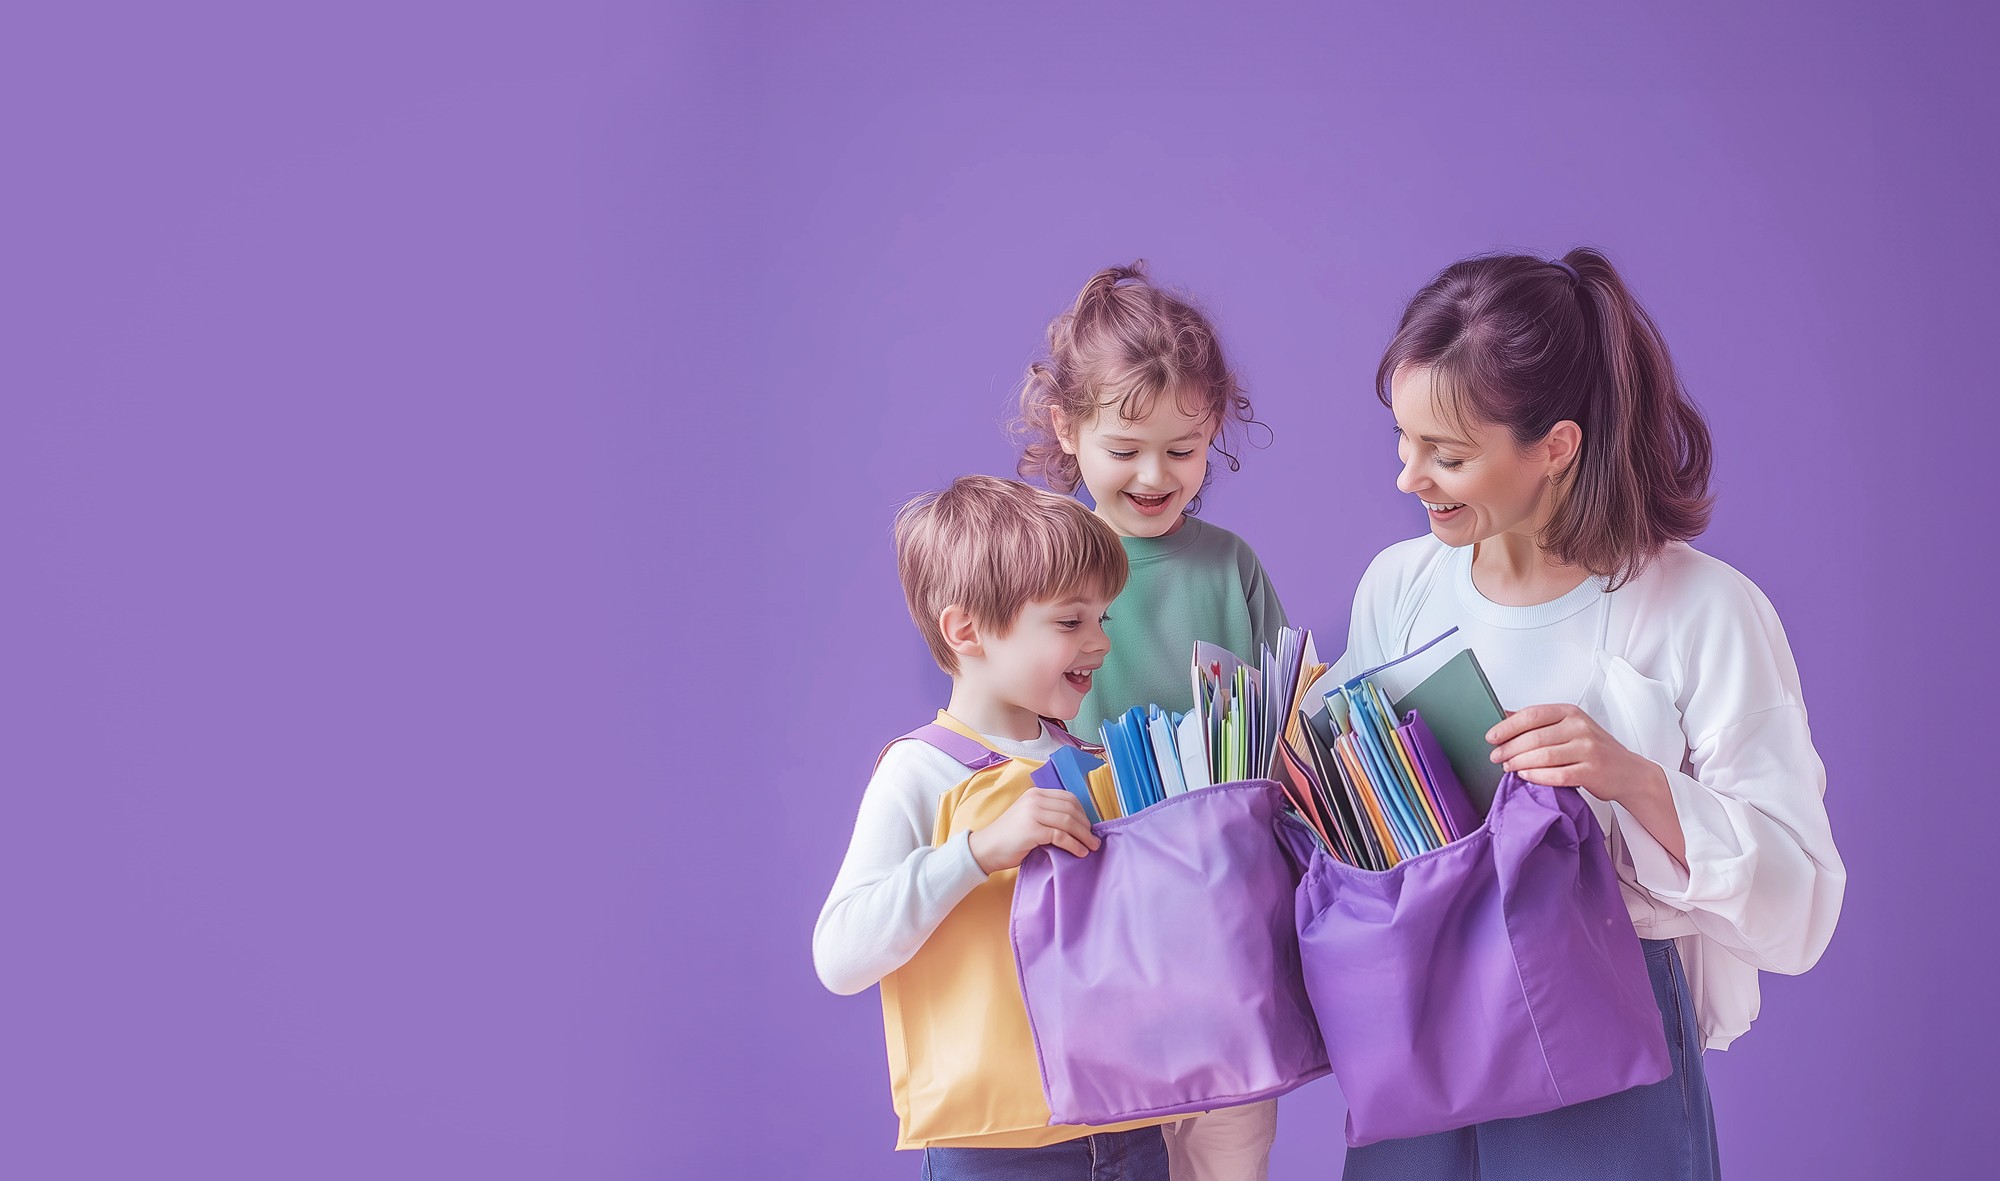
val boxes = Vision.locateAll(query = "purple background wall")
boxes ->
[6,2,1995,1178]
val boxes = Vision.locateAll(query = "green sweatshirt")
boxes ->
[1072,515,1289,739]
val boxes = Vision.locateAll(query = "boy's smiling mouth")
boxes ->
[1064,664,1099,691]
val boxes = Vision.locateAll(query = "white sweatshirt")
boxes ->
[812,715,1062,997]
[1339,536,1846,1050]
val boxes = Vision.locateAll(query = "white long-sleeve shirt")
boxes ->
[812,716,1062,996]
[1339,536,1846,1049]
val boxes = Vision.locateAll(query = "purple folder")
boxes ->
[1399,709,1479,842]
[1010,780,1331,1125]
[1278,770,1671,1146]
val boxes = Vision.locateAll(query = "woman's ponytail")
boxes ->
[1377,247,1715,589]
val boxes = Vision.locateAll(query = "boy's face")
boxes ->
[976,592,1115,723]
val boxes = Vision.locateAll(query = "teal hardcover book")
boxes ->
[1392,648,1508,815]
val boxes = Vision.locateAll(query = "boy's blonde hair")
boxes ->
[894,475,1128,675]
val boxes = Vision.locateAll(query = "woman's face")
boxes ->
[1388,364,1576,548]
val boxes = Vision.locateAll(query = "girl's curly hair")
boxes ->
[1013,262,1259,514]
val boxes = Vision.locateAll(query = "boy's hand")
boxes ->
[968,789,1102,873]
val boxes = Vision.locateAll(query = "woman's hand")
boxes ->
[1486,704,1686,867]
[968,789,1103,873]
[1485,703,1659,803]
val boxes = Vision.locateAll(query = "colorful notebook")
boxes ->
[1030,745,1105,826]
[1391,648,1507,816]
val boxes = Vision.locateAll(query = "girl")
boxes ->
[1338,248,1845,1179]
[1014,262,1288,1181]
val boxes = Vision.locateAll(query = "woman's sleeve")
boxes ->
[1612,578,1847,976]
[1329,543,1404,683]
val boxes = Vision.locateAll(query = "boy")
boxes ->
[813,475,1172,1178]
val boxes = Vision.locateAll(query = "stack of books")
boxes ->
[1038,626,1507,869]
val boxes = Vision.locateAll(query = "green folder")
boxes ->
[1392,649,1508,816]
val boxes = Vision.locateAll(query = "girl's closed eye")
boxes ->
[1106,449,1137,460]
[1167,449,1194,460]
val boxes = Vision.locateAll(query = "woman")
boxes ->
[1337,248,1845,1180]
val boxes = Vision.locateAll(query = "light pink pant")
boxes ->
[1160,1099,1279,1181]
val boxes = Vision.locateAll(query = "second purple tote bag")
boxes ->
[1279,770,1671,1147]
[1010,779,1332,1126]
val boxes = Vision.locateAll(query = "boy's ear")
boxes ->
[938,605,983,661]
[1051,407,1078,455]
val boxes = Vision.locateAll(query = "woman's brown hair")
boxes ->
[1377,247,1714,589]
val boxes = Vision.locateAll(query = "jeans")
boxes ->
[922,1126,1172,1181]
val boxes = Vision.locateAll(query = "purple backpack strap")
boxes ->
[1042,719,1093,752]
[883,718,1094,771]
[886,723,1010,772]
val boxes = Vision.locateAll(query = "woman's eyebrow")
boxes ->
[1421,433,1472,447]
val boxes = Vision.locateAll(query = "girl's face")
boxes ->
[1389,364,1576,547]
[1058,394,1214,539]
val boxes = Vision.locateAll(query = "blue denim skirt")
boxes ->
[1342,938,1721,1181]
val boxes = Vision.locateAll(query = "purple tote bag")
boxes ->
[1010,780,1332,1126]
[1278,771,1671,1147]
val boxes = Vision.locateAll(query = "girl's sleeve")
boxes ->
[811,748,988,996]
[1611,575,1847,976]
[1243,547,1289,653]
